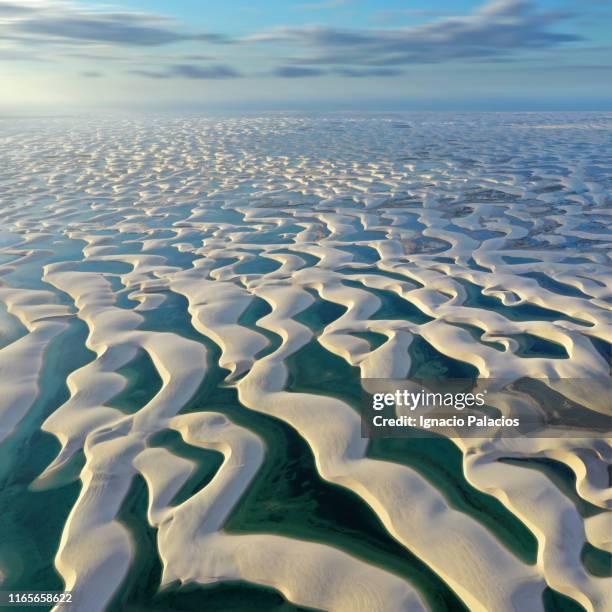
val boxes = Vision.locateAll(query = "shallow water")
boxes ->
[0,112,609,612]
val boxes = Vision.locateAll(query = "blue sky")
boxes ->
[1,0,611,111]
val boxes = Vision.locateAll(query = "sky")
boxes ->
[1,0,611,112]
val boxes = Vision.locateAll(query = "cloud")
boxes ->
[272,66,325,78]
[170,64,240,78]
[179,54,215,62]
[0,0,228,47]
[269,65,402,78]
[333,67,402,77]
[81,70,103,77]
[129,64,240,79]
[0,0,588,85]
[131,63,400,80]
[250,0,581,66]
[0,2,35,15]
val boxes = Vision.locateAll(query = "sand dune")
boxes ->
[0,113,609,611]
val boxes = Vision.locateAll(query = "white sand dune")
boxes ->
[0,288,71,443]
[0,113,609,612]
